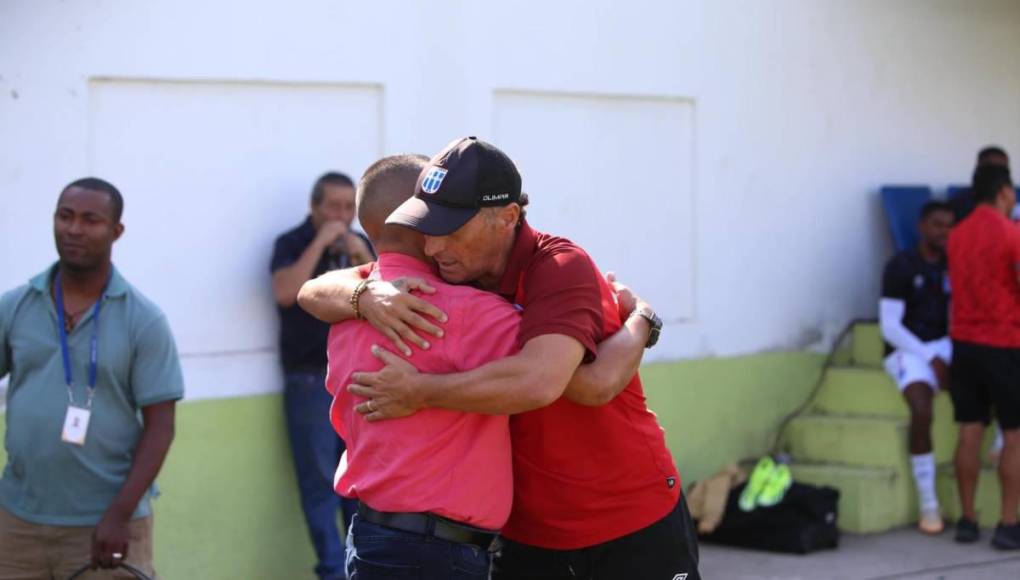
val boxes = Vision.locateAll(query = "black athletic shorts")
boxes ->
[490,495,701,580]
[950,340,1020,429]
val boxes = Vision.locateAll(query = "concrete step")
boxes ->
[791,459,1006,533]
[783,415,954,534]
[812,367,905,418]
[787,410,958,467]
[786,415,908,469]
[936,464,1019,528]
[851,322,884,368]
[791,462,914,533]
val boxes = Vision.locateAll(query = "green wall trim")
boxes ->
[642,351,825,486]
[1,350,823,578]
[152,394,317,579]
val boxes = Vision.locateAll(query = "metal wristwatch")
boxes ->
[632,306,663,348]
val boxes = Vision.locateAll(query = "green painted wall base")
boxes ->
[641,352,824,486]
[152,394,317,579]
[0,395,319,579]
[0,351,824,579]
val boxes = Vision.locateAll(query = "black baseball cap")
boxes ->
[386,136,523,236]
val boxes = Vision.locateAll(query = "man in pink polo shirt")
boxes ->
[326,154,520,579]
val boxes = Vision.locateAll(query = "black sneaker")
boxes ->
[955,517,980,543]
[991,522,1020,550]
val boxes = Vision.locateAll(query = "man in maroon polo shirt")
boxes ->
[947,164,1020,549]
[298,137,700,579]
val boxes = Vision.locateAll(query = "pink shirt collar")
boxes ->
[375,252,440,280]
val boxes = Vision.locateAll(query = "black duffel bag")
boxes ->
[698,481,840,554]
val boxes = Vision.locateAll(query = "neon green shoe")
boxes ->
[758,463,793,507]
[739,457,775,511]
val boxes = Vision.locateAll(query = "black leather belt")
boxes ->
[356,502,498,550]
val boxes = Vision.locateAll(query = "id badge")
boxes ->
[61,405,91,446]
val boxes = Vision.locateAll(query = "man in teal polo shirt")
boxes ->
[0,178,183,578]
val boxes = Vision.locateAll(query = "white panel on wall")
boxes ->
[87,79,383,399]
[492,90,696,321]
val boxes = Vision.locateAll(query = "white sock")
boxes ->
[912,453,939,513]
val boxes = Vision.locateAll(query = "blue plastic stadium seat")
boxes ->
[946,184,969,200]
[880,185,932,251]
[947,184,1020,199]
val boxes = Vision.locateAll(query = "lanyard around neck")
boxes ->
[55,271,110,403]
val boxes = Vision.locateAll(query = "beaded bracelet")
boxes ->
[350,279,372,320]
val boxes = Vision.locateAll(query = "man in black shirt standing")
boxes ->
[880,201,954,535]
[271,172,374,580]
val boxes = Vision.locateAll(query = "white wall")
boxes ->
[2,0,1018,400]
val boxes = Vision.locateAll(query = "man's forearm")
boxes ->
[420,336,583,415]
[879,298,935,361]
[272,238,328,307]
[563,314,650,406]
[297,267,365,323]
[420,356,559,415]
[103,402,175,521]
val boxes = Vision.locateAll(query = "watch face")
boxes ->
[632,308,662,348]
[647,326,661,348]
[651,312,663,330]
[641,310,662,348]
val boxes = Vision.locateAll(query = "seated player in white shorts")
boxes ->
[880,201,954,534]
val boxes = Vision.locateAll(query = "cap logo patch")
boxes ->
[421,167,448,194]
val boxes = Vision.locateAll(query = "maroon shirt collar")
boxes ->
[497,221,538,298]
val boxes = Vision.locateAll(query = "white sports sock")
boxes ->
[993,427,1004,453]
[912,453,939,513]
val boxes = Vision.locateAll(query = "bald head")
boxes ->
[357,154,429,251]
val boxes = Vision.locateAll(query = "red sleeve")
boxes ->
[1010,229,1020,277]
[518,246,604,362]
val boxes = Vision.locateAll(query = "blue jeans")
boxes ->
[346,514,491,579]
[284,371,359,580]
